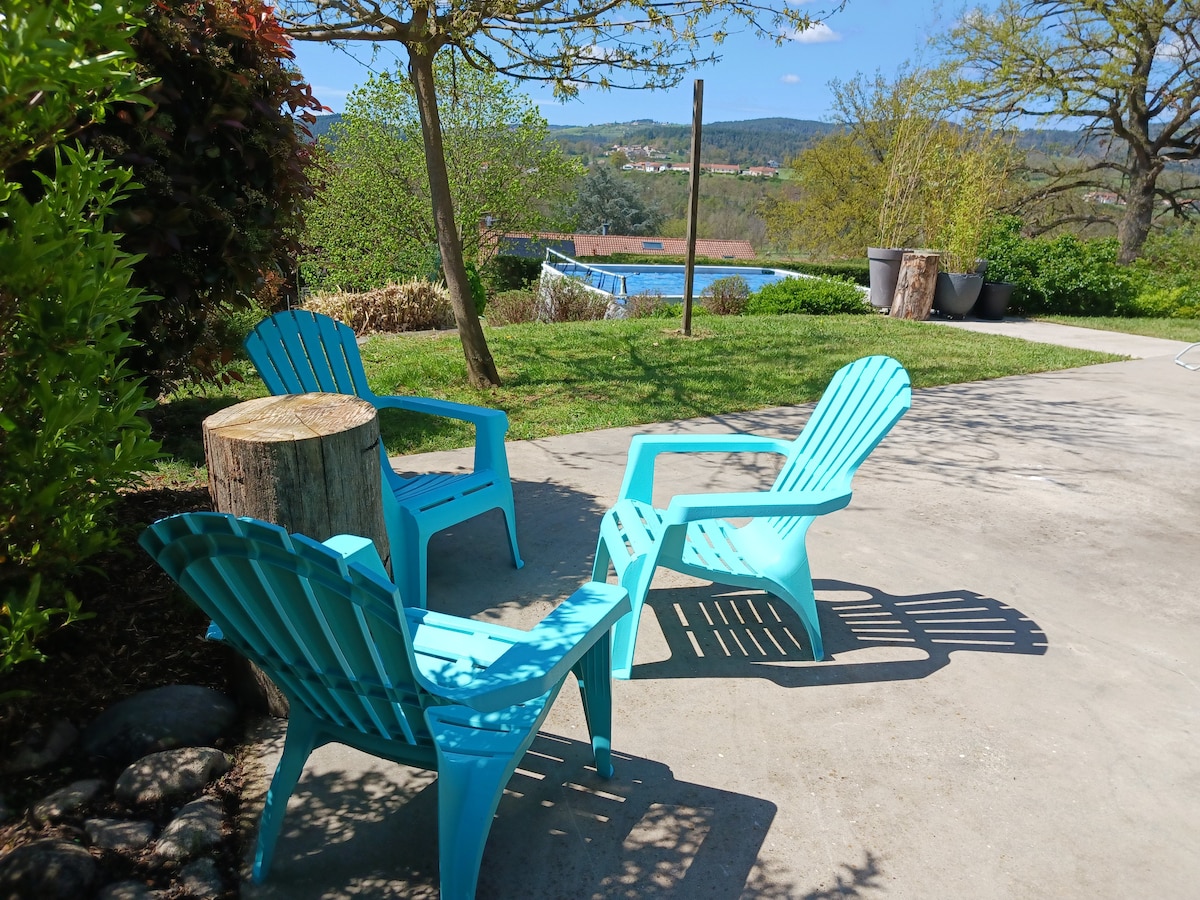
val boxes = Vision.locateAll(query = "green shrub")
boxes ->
[1123,228,1200,318]
[486,290,541,326]
[984,217,1137,316]
[0,149,160,676]
[77,0,323,392]
[747,275,870,316]
[774,260,871,286]
[481,254,543,294]
[700,276,751,315]
[541,276,609,323]
[626,292,669,318]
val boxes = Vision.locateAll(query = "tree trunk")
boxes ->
[407,46,502,388]
[202,392,391,716]
[1117,162,1162,264]
[889,252,940,320]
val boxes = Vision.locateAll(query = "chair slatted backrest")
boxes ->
[246,311,377,400]
[768,355,911,537]
[141,514,429,745]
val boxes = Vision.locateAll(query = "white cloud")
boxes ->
[787,22,842,44]
[780,74,802,84]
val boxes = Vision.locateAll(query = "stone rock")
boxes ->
[84,818,157,853]
[179,858,224,897]
[31,778,106,826]
[97,880,156,900]
[154,798,224,860]
[605,300,629,320]
[0,838,98,900]
[82,685,237,764]
[115,747,231,806]
[2,719,78,774]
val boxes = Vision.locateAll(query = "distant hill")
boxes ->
[550,118,837,166]
[305,113,1109,167]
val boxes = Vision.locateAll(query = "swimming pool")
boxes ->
[547,261,802,300]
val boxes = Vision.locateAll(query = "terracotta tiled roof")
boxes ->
[497,232,756,260]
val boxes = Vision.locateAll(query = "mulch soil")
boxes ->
[0,482,249,897]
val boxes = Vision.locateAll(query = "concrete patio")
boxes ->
[241,321,1200,899]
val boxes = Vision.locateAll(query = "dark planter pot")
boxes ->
[867,247,907,310]
[933,272,984,318]
[974,281,1014,320]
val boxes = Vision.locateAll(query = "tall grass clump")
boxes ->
[304,280,454,333]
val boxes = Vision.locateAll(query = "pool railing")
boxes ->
[545,248,628,297]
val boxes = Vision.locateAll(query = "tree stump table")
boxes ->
[890,251,940,320]
[202,392,392,716]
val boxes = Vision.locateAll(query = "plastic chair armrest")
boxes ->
[619,433,794,503]
[429,583,630,713]
[662,485,852,524]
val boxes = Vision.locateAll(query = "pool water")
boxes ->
[550,263,799,299]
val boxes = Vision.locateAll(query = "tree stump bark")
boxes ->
[202,392,391,717]
[889,251,941,320]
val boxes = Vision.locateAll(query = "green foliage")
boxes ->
[481,254,543,294]
[0,0,149,175]
[0,148,160,674]
[984,217,1136,315]
[485,290,541,326]
[774,260,871,285]
[764,66,1018,263]
[541,276,610,322]
[1123,227,1200,318]
[700,276,750,315]
[569,165,665,235]
[304,60,579,293]
[78,0,323,391]
[747,276,870,316]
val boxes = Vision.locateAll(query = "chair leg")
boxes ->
[572,632,615,778]
[501,491,524,570]
[610,553,657,681]
[431,748,519,900]
[769,558,824,661]
[252,710,320,882]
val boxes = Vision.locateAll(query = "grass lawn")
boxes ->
[152,314,1119,476]
[1037,315,1200,342]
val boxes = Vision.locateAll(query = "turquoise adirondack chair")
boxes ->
[592,355,912,679]
[245,310,522,609]
[140,512,629,899]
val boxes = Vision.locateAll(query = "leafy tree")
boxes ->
[1,0,159,675]
[304,60,580,292]
[762,67,1018,264]
[570,165,664,236]
[941,0,1200,263]
[279,0,844,388]
[78,0,324,391]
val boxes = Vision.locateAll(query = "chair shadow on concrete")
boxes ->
[243,729,804,899]
[628,579,1048,686]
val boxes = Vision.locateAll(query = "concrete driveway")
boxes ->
[242,321,1200,899]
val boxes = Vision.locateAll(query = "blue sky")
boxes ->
[290,2,964,126]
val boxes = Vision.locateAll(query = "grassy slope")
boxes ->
[154,314,1118,472]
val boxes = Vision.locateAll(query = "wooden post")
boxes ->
[682,79,703,336]
[202,392,391,717]
[890,251,940,320]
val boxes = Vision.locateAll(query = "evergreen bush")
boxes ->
[747,276,870,316]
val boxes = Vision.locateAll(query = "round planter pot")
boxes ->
[933,272,984,318]
[867,247,908,310]
[974,281,1014,320]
